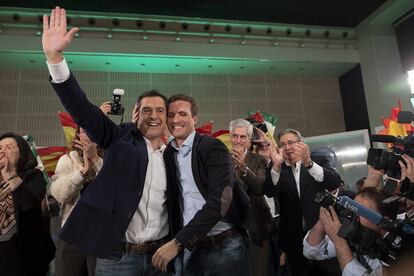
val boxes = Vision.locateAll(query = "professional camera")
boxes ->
[315,190,414,265]
[367,133,414,179]
[245,117,268,144]
[109,88,125,116]
[315,190,354,221]
[338,215,402,264]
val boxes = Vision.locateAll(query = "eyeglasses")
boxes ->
[278,140,301,148]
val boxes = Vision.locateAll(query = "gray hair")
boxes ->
[229,119,253,139]
[276,128,303,143]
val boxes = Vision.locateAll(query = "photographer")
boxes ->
[303,188,387,276]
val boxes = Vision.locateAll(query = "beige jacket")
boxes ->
[50,151,103,226]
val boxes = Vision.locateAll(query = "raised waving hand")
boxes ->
[42,7,79,64]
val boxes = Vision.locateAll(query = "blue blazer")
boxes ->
[51,73,180,258]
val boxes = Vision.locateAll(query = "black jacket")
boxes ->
[263,156,341,255]
[164,133,237,250]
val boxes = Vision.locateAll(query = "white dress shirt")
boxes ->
[47,59,169,243]
[303,232,384,276]
[270,160,324,198]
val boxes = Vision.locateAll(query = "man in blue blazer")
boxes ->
[42,7,180,276]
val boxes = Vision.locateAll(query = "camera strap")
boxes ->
[356,254,373,274]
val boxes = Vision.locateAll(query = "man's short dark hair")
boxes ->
[356,187,394,218]
[0,132,38,175]
[136,90,167,110]
[167,94,198,116]
[276,128,303,143]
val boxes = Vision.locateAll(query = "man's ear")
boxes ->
[193,115,198,125]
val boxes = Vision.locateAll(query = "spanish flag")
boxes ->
[212,130,231,150]
[58,111,77,148]
[196,121,214,136]
[37,146,67,177]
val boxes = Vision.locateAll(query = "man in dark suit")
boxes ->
[229,119,273,276]
[42,7,180,276]
[263,129,341,276]
[152,95,249,275]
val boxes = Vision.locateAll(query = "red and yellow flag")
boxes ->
[37,146,67,176]
[196,121,214,136]
[58,111,77,148]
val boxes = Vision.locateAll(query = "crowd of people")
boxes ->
[1,6,413,276]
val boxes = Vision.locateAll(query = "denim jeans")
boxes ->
[95,244,170,276]
[182,233,249,276]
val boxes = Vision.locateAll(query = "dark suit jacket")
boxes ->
[164,133,235,250]
[234,151,272,245]
[0,169,55,276]
[263,156,341,255]
[51,73,180,258]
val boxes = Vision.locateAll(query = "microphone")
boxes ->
[398,111,414,124]
[339,196,383,224]
[339,196,414,234]
[370,134,397,144]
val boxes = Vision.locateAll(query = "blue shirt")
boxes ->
[171,131,232,235]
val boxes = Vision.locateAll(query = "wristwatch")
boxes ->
[173,238,183,251]
[305,160,314,169]
[241,167,249,177]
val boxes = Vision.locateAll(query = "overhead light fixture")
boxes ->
[107,33,113,39]
[112,18,120,27]
[323,30,330,38]
[36,31,42,36]
[159,21,166,29]
[75,32,80,38]
[240,36,246,45]
[225,25,231,32]
[273,41,278,47]
[266,27,272,34]
[209,38,215,43]
[88,17,96,25]
[175,37,181,42]
[136,20,143,28]
[142,32,149,40]
[12,14,20,21]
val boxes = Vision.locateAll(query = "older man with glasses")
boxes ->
[262,129,342,276]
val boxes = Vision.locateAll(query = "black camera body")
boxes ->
[367,134,414,179]
[109,88,125,116]
[314,191,414,265]
[338,215,401,264]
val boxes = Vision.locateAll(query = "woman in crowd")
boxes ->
[0,132,55,276]
[51,126,104,276]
